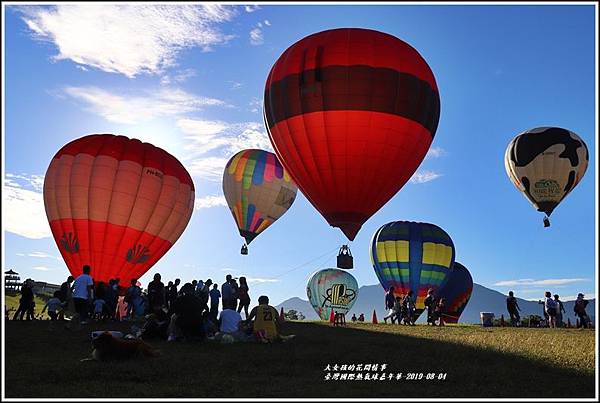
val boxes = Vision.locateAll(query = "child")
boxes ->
[41,291,65,321]
[93,298,107,322]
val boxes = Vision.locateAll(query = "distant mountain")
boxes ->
[276,283,595,324]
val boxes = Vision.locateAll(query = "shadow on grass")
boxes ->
[3,320,595,398]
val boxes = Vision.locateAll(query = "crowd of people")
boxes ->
[378,287,446,326]
[11,266,293,344]
[506,290,592,328]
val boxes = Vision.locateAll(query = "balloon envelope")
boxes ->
[43,134,195,286]
[371,221,455,319]
[505,127,588,219]
[307,268,359,320]
[436,262,473,323]
[222,149,297,245]
[264,28,440,240]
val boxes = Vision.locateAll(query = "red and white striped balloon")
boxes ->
[43,134,195,286]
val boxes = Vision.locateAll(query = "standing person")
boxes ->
[125,278,143,320]
[221,275,233,310]
[209,283,221,320]
[72,265,94,324]
[554,294,565,328]
[147,273,166,313]
[199,279,212,314]
[506,291,521,327]
[41,291,65,321]
[230,278,239,311]
[59,275,74,320]
[237,277,251,319]
[403,290,416,325]
[105,279,119,320]
[434,298,446,326]
[574,293,590,329]
[13,279,34,321]
[167,283,205,342]
[384,287,396,313]
[383,294,400,324]
[424,289,436,326]
[544,291,557,328]
[168,278,181,311]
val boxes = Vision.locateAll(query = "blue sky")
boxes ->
[2,3,597,306]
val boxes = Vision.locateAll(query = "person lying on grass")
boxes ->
[247,295,295,343]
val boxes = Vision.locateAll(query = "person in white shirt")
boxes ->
[72,265,94,324]
[217,308,250,342]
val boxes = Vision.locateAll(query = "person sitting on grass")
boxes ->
[41,291,66,321]
[351,313,357,322]
[214,307,245,342]
[167,283,206,342]
[358,313,365,322]
[248,295,295,343]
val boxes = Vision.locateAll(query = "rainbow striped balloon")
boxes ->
[223,149,297,246]
[371,221,455,319]
[437,262,473,323]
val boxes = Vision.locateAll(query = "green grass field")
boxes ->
[3,317,596,398]
[5,294,53,320]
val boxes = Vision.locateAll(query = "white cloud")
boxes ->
[494,278,588,287]
[4,175,52,239]
[245,277,279,284]
[244,5,261,13]
[228,81,243,90]
[195,195,227,209]
[63,86,226,124]
[177,119,273,181]
[160,69,197,86]
[264,20,271,26]
[20,4,236,77]
[32,266,53,271]
[249,28,264,46]
[425,147,446,159]
[409,170,442,184]
[5,173,44,192]
[249,97,262,113]
[22,252,61,260]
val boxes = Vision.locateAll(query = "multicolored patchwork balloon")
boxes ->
[222,149,297,250]
[307,268,359,321]
[504,127,589,226]
[43,134,195,286]
[436,262,473,323]
[264,28,440,240]
[371,221,455,319]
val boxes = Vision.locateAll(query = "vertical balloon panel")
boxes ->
[43,134,195,286]
[306,268,359,321]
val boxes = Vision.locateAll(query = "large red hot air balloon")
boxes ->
[264,28,440,240]
[43,134,195,286]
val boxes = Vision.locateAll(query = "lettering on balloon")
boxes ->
[532,179,561,201]
[322,283,356,308]
[145,168,164,179]
[126,245,150,264]
[59,232,80,254]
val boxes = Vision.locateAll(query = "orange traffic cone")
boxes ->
[279,307,285,322]
[329,310,335,323]
[372,309,378,324]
